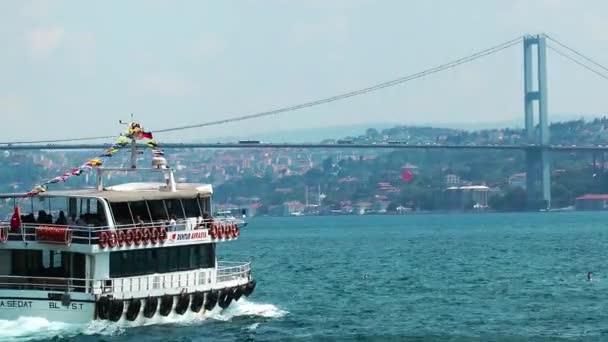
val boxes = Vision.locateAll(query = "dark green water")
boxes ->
[7,212,608,341]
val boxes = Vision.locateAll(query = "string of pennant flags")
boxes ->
[25,122,164,197]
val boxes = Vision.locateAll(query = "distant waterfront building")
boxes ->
[444,174,461,186]
[508,173,526,189]
[283,201,305,216]
[575,194,608,211]
[444,185,490,210]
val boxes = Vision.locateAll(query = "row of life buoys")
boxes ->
[98,226,167,249]
[209,223,240,240]
[0,226,8,243]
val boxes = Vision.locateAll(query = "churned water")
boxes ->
[5,212,608,341]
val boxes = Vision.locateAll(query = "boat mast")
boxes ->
[130,138,137,169]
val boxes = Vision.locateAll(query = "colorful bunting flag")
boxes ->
[24,121,165,197]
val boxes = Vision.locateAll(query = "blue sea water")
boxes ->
[5,212,608,341]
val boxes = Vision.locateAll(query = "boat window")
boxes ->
[200,197,211,215]
[32,197,53,224]
[48,198,69,225]
[110,202,132,225]
[129,201,150,223]
[12,250,42,276]
[76,198,107,227]
[109,244,215,277]
[183,198,201,218]
[165,199,185,219]
[11,250,75,277]
[147,200,168,221]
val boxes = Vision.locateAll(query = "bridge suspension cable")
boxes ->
[545,34,608,74]
[1,36,522,145]
[152,36,522,134]
[547,43,608,81]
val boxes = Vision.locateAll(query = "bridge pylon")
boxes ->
[523,34,551,210]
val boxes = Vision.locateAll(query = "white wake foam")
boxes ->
[0,299,288,341]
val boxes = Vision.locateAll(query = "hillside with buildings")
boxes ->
[1,117,608,218]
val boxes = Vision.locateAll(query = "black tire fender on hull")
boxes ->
[143,297,158,318]
[243,280,257,297]
[218,290,233,309]
[233,286,244,302]
[175,293,190,315]
[190,292,205,313]
[126,299,142,321]
[109,299,124,322]
[96,296,111,320]
[204,291,219,311]
[159,294,173,316]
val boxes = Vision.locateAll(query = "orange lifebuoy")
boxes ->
[224,224,231,239]
[235,225,240,237]
[0,227,7,243]
[99,231,108,248]
[125,229,134,246]
[210,224,217,239]
[231,224,237,238]
[108,231,118,248]
[142,228,151,244]
[117,230,126,246]
[151,227,159,244]
[134,229,143,245]
[159,226,167,243]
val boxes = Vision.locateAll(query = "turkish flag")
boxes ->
[10,206,21,231]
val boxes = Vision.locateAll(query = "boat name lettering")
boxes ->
[49,302,83,310]
[171,231,208,241]
[0,300,32,308]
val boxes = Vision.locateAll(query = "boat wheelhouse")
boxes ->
[0,166,255,324]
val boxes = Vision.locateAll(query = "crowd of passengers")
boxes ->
[20,210,215,230]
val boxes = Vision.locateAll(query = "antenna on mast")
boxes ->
[119,114,138,168]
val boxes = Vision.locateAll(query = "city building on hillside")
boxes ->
[353,202,372,215]
[283,201,304,216]
[444,174,461,186]
[444,185,491,210]
[508,173,526,189]
[575,194,608,211]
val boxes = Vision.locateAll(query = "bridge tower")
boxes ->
[523,34,551,209]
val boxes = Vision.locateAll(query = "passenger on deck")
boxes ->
[202,212,212,228]
[136,215,145,227]
[21,213,35,223]
[68,214,77,226]
[37,210,48,224]
[169,214,177,231]
[55,211,67,225]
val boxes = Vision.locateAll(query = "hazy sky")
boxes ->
[1,0,607,142]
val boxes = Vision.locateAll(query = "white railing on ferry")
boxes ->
[2,218,239,245]
[102,261,252,297]
[0,261,251,296]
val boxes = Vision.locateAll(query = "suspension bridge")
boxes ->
[2,34,608,209]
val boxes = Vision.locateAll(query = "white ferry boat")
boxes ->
[0,157,255,323]
[214,211,248,228]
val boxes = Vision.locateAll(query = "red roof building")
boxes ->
[575,194,608,211]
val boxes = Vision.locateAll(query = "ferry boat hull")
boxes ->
[0,290,95,324]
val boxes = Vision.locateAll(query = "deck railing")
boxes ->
[0,217,239,246]
[0,261,251,295]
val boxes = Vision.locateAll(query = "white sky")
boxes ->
[1,0,607,142]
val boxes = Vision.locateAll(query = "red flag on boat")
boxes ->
[138,131,153,140]
[10,206,21,231]
[402,170,413,183]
